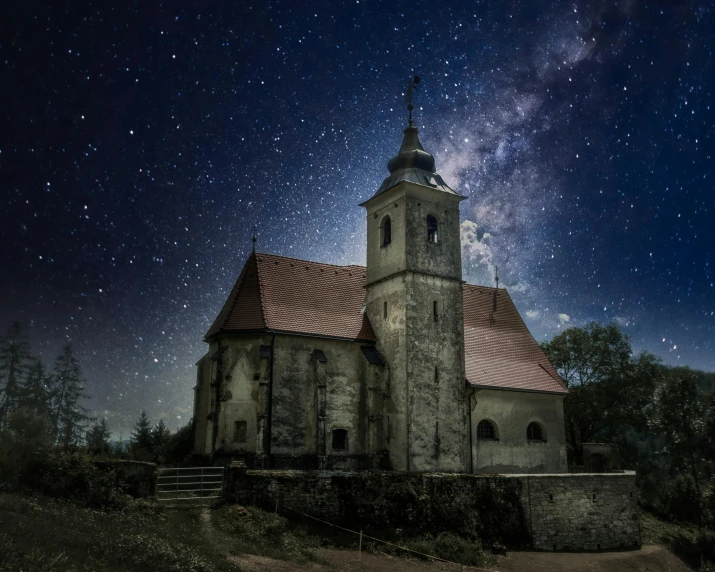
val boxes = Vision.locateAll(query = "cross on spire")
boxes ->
[405,75,421,127]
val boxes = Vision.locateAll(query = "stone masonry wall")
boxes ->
[229,468,639,552]
[519,472,640,551]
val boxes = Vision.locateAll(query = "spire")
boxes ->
[361,77,464,202]
[406,75,420,127]
[386,75,436,174]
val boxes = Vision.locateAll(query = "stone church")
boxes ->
[192,117,569,474]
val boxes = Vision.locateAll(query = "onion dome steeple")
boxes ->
[370,76,460,199]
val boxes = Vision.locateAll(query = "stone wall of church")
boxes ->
[228,468,640,552]
[471,389,567,474]
[403,272,469,472]
[192,333,388,467]
[403,186,463,280]
[270,334,386,466]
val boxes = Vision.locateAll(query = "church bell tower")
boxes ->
[361,79,469,472]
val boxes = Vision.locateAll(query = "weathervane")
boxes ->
[405,75,421,127]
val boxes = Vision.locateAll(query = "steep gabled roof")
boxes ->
[205,252,375,342]
[463,284,568,394]
[206,253,567,395]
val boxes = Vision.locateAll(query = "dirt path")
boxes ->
[229,545,691,572]
[493,545,690,572]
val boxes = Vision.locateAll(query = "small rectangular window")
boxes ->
[434,366,439,383]
[433,300,439,321]
[332,428,348,451]
[234,420,247,443]
[259,345,272,358]
[383,301,388,320]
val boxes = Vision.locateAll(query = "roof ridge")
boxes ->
[255,251,366,272]
[253,252,269,329]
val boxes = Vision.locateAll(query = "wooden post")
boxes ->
[359,530,362,562]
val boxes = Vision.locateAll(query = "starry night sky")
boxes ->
[1,1,713,435]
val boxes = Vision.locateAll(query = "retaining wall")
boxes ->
[228,467,639,551]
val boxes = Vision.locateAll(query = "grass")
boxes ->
[0,490,493,571]
[0,492,237,572]
[642,511,715,571]
[211,503,325,565]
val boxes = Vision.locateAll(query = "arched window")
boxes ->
[427,214,438,243]
[476,419,498,441]
[527,422,545,442]
[381,216,392,246]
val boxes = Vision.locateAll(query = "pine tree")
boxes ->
[50,343,91,447]
[86,417,112,456]
[19,359,51,416]
[0,322,33,425]
[152,418,171,463]
[131,410,153,459]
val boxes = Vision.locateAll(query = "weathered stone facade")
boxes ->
[193,333,388,470]
[471,389,567,473]
[229,468,640,551]
[363,182,469,472]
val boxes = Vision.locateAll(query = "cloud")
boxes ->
[525,310,540,319]
[461,219,494,285]
[558,313,571,324]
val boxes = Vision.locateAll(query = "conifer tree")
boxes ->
[50,343,91,447]
[152,418,171,463]
[131,410,153,458]
[86,417,112,456]
[20,359,51,416]
[0,322,33,426]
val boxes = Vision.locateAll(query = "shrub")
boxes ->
[22,450,127,509]
[404,532,490,567]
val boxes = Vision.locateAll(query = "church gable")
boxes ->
[206,252,375,342]
[463,284,567,394]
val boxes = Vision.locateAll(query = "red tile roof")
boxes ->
[463,284,568,394]
[205,252,375,342]
[206,253,567,394]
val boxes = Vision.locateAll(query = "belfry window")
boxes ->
[381,216,392,246]
[476,419,498,441]
[427,214,438,243]
[527,422,545,442]
[332,428,348,451]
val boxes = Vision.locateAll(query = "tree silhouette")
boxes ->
[0,322,33,425]
[86,417,112,456]
[20,359,51,416]
[50,344,91,447]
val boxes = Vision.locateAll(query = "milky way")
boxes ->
[1,1,713,435]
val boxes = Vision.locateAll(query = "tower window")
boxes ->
[527,422,545,442]
[476,419,498,441]
[381,215,392,247]
[383,301,388,320]
[434,366,439,383]
[433,300,438,321]
[427,214,438,243]
[332,428,348,451]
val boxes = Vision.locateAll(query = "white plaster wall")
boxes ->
[471,389,567,474]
